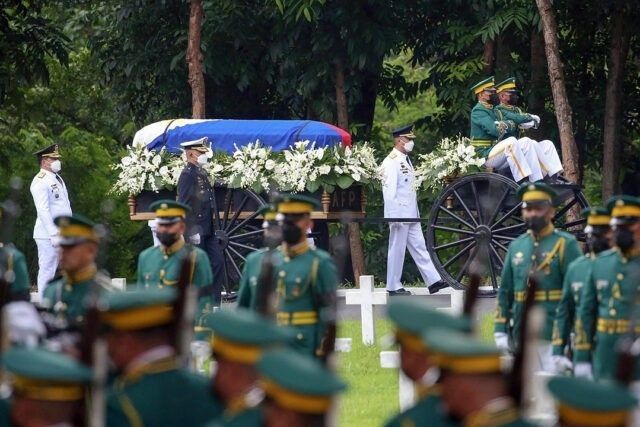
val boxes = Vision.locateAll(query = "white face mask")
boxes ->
[196,153,208,166]
[404,140,415,153]
[50,160,62,173]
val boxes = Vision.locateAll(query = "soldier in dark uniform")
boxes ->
[177,137,224,305]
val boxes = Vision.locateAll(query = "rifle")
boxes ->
[171,247,197,368]
[463,272,481,318]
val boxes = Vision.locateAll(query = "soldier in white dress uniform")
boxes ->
[29,144,72,297]
[381,125,447,296]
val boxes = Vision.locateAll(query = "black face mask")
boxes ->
[282,222,303,245]
[587,234,610,254]
[614,227,635,252]
[489,93,500,106]
[525,216,548,234]
[157,232,179,247]
[508,94,519,106]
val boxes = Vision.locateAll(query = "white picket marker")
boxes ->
[380,350,415,411]
[345,275,387,346]
[436,288,465,315]
[335,338,352,353]
[111,278,126,291]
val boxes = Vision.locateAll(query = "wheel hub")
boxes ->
[473,225,492,244]
[215,229,229,249]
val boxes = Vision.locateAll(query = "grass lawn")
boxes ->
[337,312,494,425]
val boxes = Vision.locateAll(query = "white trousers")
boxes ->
[520,137,564,177]
[536,342,555,373]
[35,238,58,297]
[484,137,543,182]
[386,222,441,291]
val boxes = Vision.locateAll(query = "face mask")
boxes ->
[489,93,500,106]
[508,94,519,106]
[196,154,208,166]
[614,227,635,252]
[587,234,610,254]
[404,140,415,153]
[525,216,548,233]
[50,160,62,173]
[157,232,179,247]
[262,223,283,249]
[282,222,303,245]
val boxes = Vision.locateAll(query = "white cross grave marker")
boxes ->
[345,275,387,346]
[111,278,126,291]
[380,350,415,411]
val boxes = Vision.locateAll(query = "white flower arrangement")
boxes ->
[111,145,177,196]
[224,141,275,193]
[414,135,485,192]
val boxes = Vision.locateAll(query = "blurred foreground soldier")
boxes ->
[41,214,111,327]
[381,124,446,296]
[271,194,337,360]
[102,288,221,426]
[205,309,294,425]
[136,200,215,339]
[495,77,564,182]
[548,376,637,427]
[237,204,282,310]
[551,207,612,373]
[574,195,640,381]
[494,183,582,371]
[385,299,471,427]
[30,143,72,297]
[424,328,535,426]
[177,137,225,305]
[0,347,92,426]
[0,203,30,301]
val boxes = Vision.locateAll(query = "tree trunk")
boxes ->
[602,6,631,201]
[335,58,366,284]
[535,0,580,183]
[528,30,547,141]
[186,0,206,119]
[482,38,495,75]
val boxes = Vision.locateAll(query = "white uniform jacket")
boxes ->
[30,169,72,239]
[380,148,418,219]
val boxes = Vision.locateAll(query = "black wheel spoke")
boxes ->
[487,246,498,290]
[228,241,257,252]
[227,211,262,236]
[557,219,586,229]
[453,190,479,227]
[225,248,244,277]
[434,236,475,251]
[224,195,250,232]
[443,241,476,269]
[229,228,264,241]
[432,224,475,236]
[221,189,234,230]
[471,181,483,224]
[491,238,509,252]
[554,196,579,221]
[491,201,523,230]
[438,205,475,230]
[490,244,505,268]
[492,234,517,242]
[455,246,477,282]
[486,188,511,225]
[493,223,527,234]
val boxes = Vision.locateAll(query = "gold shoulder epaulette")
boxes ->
[388,152,397,159]
[37,172,45,178]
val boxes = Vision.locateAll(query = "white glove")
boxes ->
[50,234,61,247]
[519,121,535,130]
[573,362,593,379]
[552,355,573,374]
[530,114,541,125]
[189,233,201,245]
[5,302,46,347]
[494,332,510,352]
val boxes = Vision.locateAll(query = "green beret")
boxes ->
[100,288,177,331]
[517,182,557,206]
[548,376,637,426]
[422,328,501,374]
[606,195,640,225]
[276,193,320,214]
[54,213,99,245]
[258,349,346,414]
[3,347,91,401]
[150,199,191,224]
[470,76,495,94]
[207,309,295,364]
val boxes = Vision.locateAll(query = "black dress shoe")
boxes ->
[428,280,449,294]
[388,288,412,296]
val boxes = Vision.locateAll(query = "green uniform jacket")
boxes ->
[136,240,214,340]
[207,407,262,427]
[0,398,10,426]
[574,249,640,381]
[1,244,30,300]
[236,248,267,310]
[470,102,515,158]
[551,253,593,358]
[385,393,455,427]
[41,269,112,326]
[107,357,223,426]
[495,227,582,345]
[495,104,533,140]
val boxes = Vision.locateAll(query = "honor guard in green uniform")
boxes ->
[547,376,637,427]
[469,77,543,182]
[494,183,582,371]
[0,347,92,426]
[574,195,640,381]
[0,203,31,302]
[136,200,215,340]
[269,194,338,360]
[41,214,113,327]
[103,288,223,426]
[204,309,295,426]
[384,299,471,427]
[423,328,535,426]
[237,204,281,310]
[551,207,612,373]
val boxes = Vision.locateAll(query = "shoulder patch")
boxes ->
[37,172,45,178]
[388,152,398,159]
